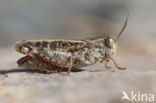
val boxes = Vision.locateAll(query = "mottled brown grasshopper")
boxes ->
[15,14,129,75]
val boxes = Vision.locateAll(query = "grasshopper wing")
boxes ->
[15,40,88,53]
[15,40,88,68]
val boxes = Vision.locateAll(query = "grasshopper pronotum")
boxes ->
[15,14,129,75]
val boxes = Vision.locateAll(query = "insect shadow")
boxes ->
[0,68,36,75]
[0,68,84,75]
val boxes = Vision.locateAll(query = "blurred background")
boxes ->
[0,0,156,103]
[0,0,155,46]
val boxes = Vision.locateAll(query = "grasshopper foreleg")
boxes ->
[109,57,126,70]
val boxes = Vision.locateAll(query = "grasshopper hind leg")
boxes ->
[18,56,73,75]
[40,68,60,74]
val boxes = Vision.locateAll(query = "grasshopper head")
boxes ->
[104,35,118,56]
[105,35,117,49]
[104,14,129,56]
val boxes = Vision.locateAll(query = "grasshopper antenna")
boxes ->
[117,13,129,40]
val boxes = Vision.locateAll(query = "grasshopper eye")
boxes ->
[105,36,115,49]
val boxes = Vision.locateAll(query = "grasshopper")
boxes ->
[15,14,129,75]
